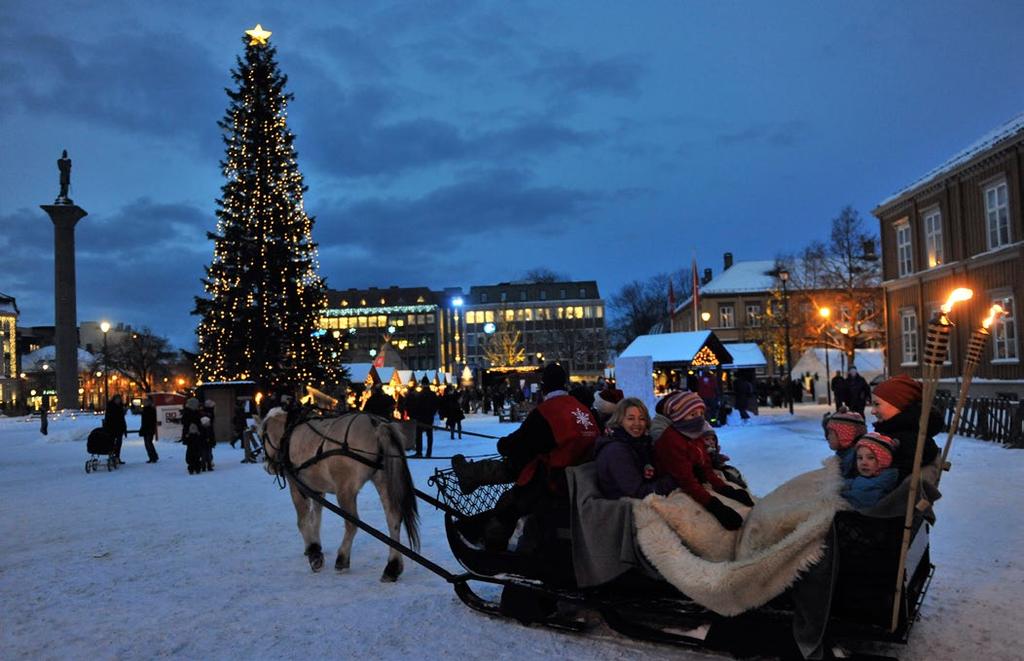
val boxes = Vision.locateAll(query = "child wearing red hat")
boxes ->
[870,375,942,479]
[822,408,868,476]
[841,432,900,508]
[653,391,754,530]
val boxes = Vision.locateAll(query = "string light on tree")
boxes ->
[193,24,341,391]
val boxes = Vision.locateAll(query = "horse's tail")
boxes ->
[377,422,420,551]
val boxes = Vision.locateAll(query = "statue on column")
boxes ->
[57,150,72,203]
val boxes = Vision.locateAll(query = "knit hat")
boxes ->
[872,375,922,411]
[541,362,568,393]
[825,411,867,450]
[855,432,899,470]
[593,388,624,415]
[661,391,706,423]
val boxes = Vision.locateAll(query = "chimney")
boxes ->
[724,252,734,270]
[702,268,713,285]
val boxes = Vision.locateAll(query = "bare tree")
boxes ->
[608,271,691,352]
[780,206,883,366]
[107,328,176,393]
[521,267,566,283]
[482,316,526,368]
[545,326,606,373]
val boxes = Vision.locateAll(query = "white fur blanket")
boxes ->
[633,457,849,616]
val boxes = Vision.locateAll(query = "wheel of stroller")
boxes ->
[107,457,115,471]
[85,460,92,473]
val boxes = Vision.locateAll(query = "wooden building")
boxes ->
[873,113,1024,397]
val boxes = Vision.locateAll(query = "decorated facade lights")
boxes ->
[890,287,972,632]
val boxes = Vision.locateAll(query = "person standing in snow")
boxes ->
[104,394,128,464]
[831,371,847,411]
[140,396,159,463]
[39,396,49,436]
[844,367,871,417]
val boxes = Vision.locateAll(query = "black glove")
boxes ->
[716,484,754,507]
[705,497,743,530]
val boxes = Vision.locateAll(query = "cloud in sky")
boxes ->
[2,0,1024,350]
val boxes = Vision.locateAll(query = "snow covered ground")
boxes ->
[1,405,1021,660]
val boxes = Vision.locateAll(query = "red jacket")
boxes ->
[653,426,727,506]
[511,393,599,491]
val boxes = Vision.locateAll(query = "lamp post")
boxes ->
[778,269,793,415]
[100,321,110,409]
[700,310,711,328]
[819,307,832,406]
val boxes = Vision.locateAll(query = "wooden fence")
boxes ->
[933,392,1024,448]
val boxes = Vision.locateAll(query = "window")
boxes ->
[719,305,735,328]
[559,289,566,299]
[504,309,514,322]
[896,220,913,277]
[579,287,586,298]
[520,291,527,301]
[540,290,547,300]
[923,208,944,268]
[500,291,507,302]
[745,303,762,326]
[900,309,918,365]
[985,180,1011,249]
[993,296,1018,362]
[481,293,488,303]
[466,311,476,324]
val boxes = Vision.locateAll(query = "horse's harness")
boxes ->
[263,407,387,489]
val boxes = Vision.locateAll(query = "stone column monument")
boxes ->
[40,150,88,410]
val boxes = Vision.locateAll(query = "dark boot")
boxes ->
[451,455,512,495]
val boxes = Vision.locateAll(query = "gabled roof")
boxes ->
[619,330,733,366]
[675,260,778,311]
[877,111,1024,209]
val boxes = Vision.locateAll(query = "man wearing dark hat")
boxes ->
[844,366,871,417]
[452,362,599,550]
[406,376,440,457]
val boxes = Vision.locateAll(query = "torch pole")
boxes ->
[890,315,951,633]
[937,327,988,486]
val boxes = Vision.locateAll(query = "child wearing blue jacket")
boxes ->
[842,432,900,509]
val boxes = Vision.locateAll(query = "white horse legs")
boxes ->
[290,483,324,572]
[334,486,359,573]
[373,474,405,582]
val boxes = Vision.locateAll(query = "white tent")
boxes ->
[722,343,767,369]
[22,345,96,373]
[791,348,885,402]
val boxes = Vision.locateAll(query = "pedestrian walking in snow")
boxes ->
[140,397,159,463]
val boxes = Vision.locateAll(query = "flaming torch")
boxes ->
[937,303,1006,485]
[890,287,972,632]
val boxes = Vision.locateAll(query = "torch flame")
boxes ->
[982,303,1006,330]
[940,288,973,314]
[254,392,264,405]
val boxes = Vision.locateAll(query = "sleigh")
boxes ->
[426,462,934,660]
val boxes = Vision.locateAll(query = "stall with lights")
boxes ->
[617,330,736,393]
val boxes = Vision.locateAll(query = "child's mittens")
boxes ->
[716,484,754,507]
[705,497,743,530]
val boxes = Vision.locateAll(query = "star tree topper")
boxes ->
[245,24,272,46]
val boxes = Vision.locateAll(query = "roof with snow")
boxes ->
[791,347,885,380]
[675,260,778,311]
[22,345,97,372]
[877,112,1024,209]
[343,363,378,384]
[0,292,18,316]
[721,343,767,368]
[619,330,733,366]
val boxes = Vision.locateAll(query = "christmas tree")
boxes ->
[194,25,338,391]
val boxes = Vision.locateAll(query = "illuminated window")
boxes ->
[485,311,495,323]
[595,306,604,318]
[745,304,762,326]
[524,308,533,321]
[466,311,476,324]
[574,306,584,319]
[504,309,514,322]
[719,305,735,328]
[358,316,368,328]
[923,208,944,268]
[557,307,565,319]
[992,296,1018,362]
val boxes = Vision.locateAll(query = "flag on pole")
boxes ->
[691,257,700,331]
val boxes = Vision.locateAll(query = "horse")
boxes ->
[259,407,419,581]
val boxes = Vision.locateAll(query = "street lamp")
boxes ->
[100,321,111,409]
[819,307,832,406]
[778,269,793,415]
[41,362,50,411]
[700,311,711,327]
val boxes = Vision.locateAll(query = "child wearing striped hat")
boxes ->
[653,391,754,530]
[823,409,868,476]
[841,432,900,509]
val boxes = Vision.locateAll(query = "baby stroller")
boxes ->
[85,427,119,473]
